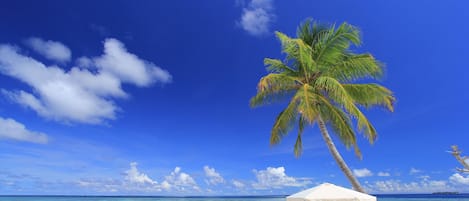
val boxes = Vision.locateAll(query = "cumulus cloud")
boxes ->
[124,162,157,185]
[77,163,201,193]
[25,37,71,62]
[449,173,469,185]
[238,0,275,36]
[409,167,422,175]
[232,179,246,189]
[418,175,431,180]
[204,166,225,185]
[252,166,311,189]
[377,172,391,177]
[353,168,373,178]
[78,164,151,193]
[76,56,93,68]
[94,39,172,86]
[0,117,48,144]
[162,167,199,192]
[0,38,171,124]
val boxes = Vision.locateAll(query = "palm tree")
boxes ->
[250,19,395,192]
[450,145,469,173]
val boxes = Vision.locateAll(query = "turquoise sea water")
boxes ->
[0,195,469,201]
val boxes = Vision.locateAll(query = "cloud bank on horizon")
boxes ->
[72,164,311,194]
[364,172,469,193]
[2,160,469,194]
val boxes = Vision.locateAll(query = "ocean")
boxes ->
[0,195,469,201]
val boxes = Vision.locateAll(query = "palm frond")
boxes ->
[314,76,377,142]
[325,53,384,82]
[353,145,362,159]
[264,58,297,74]
[313,22,361,66]
[275,31,297,60]
[343,83,395,111]
[297,19,329,47]
[250,74,299,107]
[270,92,301,145]
[275,32,317,77]
[296,39,316,73]
[250,90,296,108]
[294,116,307,157]
[297,84,319,123]
[315,94,357,151]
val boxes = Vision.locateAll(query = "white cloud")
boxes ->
[162,167,199,192]
[238,0,275,36]
[419,175,431,180]
[76,178,122,193]
[77,164,201,193]
[366,179,452,194]
[449,173,469,185]
[252,166,311,189]
[366,173,469,193]
[232,180,245,189]
[353,168,373,178]
[377,172,391,177]
[204,166,225,185]
[94,38,172,86]
[25,37,71,62]
[160,180,171,191]
[0,116,48,144]
[124,162,157,185]
[76,56,93,68]
[0,38,171,125]
[410,167,422,175]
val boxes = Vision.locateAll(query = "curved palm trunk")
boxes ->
[317,116,366,193]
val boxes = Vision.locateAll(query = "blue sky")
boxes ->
[0,0,469,195]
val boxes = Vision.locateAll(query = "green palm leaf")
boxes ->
[264,58,297,74]
[313,22,361,66]
[325,53,384,82]
[270,91,301,145]
[294,116,306,157]
[250,74,299,107]
[343,83,395,111]
[313,76,377,142]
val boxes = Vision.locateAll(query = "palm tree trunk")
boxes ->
[317,116,366,193]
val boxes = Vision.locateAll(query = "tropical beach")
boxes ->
[0,0,468,200]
